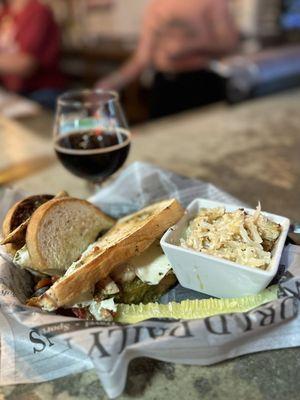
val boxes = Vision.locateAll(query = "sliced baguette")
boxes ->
[32,198,184,310]
[2,194,54,255]
[26,197,115,275]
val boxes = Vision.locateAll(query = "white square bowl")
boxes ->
[160,198,290,298]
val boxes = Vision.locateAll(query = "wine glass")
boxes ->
[53,89,131,185]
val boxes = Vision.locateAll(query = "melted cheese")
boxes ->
[89,298,117,321]
[13,245,31,269]
[127,241,172,285]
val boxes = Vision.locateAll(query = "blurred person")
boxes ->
[97,0,239,118]
[0,0,65,109]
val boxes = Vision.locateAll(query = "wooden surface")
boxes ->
[0,115,52,170]
[1,89,300,400]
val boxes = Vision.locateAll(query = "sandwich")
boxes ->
[1,195,184,321]
[2,193,56,256]
[2,194,115,276]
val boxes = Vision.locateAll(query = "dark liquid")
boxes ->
[55,129,130,182]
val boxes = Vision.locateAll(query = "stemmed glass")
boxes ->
[53,89,131,185]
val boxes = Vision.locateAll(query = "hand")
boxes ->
[95,74,121,92]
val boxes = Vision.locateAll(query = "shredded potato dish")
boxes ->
[180,204,281,269]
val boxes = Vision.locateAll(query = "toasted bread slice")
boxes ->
[1,191,69,254]
[2,194,54,255]
[26,197,115,275]
[31,198,184,310]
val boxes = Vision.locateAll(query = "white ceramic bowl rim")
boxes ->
[161,198,290,277]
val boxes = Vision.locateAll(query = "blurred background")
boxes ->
[0,0,300,124]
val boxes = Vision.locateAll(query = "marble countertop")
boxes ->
[1,90,300,399]
[6,88,300,220]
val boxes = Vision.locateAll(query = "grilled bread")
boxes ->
[31,198,184,310]
[25,197,115,275]
[2,194,54,255]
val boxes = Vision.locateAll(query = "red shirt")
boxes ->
[0,0,65,92]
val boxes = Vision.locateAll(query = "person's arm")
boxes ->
[96,29,153,91]
[96,50,148,91]
[96,0,160,91]
[0,52,37,76]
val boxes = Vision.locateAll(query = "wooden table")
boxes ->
[1,89,300,399]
